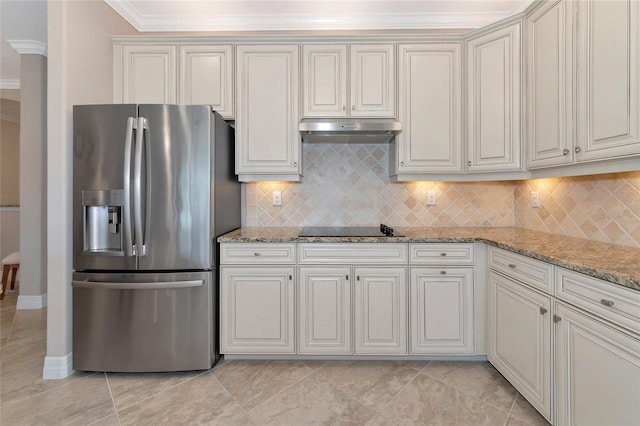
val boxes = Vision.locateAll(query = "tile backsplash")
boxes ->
[515,172,640,248]
[245,144,516,227]
[244,145,640,248]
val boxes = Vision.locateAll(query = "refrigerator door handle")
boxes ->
[123,117,135,257]
[71,279,204,290]
[133,117,146,256]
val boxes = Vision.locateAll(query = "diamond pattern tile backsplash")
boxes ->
[515,172,640,248]
[245,144,516,227]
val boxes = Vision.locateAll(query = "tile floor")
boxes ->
[1,290,550,425]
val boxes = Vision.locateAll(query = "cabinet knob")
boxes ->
[553,314,562,323]
[540,307,548,315]
[467,161,472,167]
[289,275,292,280]
[400,161,404,167]
[600,299,615,307]
[508,264,517,269]
[356,276,360,281]
[346,275,349,280]
[563,149,570,156]
[575,146,582,153]
[293,162,298,167]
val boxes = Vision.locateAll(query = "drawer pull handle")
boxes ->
[600,299,615,307]
[553,314,561,323]
[540,307,547,315]
[440,271,446,275]
[508,264,517,269]
[440,253,447,257]
[254,252,261,256]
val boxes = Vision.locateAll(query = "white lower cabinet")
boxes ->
[410,267,474,354]
[354,267,408,355]
[487,270,553,422]
[220,266,295,354]
[298,266,351,354]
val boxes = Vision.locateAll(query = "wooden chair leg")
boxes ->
[10,265,19,290]
[0,264,9,300]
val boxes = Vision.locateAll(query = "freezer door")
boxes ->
[73,104,138,271]
[137,105,213,270]
[72,271,215,372]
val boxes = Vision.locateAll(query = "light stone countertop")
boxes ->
[218,227,640,292]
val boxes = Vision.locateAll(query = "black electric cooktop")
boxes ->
[299,225,405,237]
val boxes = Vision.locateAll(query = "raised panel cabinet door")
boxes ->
[350,44,395,117]
[487,271,552,422]
[179,45,233,118]
[466,23,522,172]
[302,44,347,117]
[576,0,640,161]
[119,45,177,104]
[527,0,575,169]
[410,267,474,354]
[236,45,300,178]
[395,43,463,174]
[220,266,295,354]
[354,267,407,354]
[555,302,640,426]
[298,266,351,354]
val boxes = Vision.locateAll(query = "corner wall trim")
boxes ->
[43,353,74,380]
[7,40,47,56]
[17,294,48,310]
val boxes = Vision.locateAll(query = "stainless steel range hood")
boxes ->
[299,119,402,144]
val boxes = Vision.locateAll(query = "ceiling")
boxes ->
[0,0,534,89]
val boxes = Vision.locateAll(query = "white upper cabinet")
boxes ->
[302,44,395,118]
[302,45,348,117]
[575,0,640,161]
[393,43,463,176]
[466,22,522,173]
[527,0,574,169]
[178,45,234,118]
[115,44,177,104]
[235,44,301,181]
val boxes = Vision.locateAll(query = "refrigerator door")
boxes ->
[137,104,213,270]
[72,271,215,372]
[73,104,139,271]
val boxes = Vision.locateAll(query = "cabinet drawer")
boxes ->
[488,247,554,294]
[220,243,296,264]
[298,243,407,264]
[556,268,640,336]
[410,244,475,265]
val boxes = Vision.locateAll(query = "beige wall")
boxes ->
[1,117,20,206]
[0,208,19,263]
[47,1,136,360]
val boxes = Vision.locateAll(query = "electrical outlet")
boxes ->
[427,191,437,206]
[531,191,540,208]
[272,191,282,206]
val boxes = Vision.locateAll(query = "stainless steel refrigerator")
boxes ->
[72,104,240,372]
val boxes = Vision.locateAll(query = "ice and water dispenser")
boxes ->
[82,189,124,254]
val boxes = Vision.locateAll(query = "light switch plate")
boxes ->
[272,191,282,206]
[531,191,540,208]
[427,191,437,206]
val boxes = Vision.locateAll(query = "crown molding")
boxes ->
[8,40,47,56]
[0,79,20,90]
[104,0,524,32]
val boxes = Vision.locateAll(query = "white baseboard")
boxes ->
[17,293,48,310]
[43,353,74,379]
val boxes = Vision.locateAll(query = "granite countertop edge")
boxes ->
[218,227,640,292]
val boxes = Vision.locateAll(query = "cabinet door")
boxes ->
[220,266,295,354]
[555,302,640,426]
[527,0,574,169]
[395,44,463,174]
[410,267,474,354]
[302,45,347,117]
[298,266,351,354]
[179,45,233,118]
[487,271,552,422]
[118,45,177,104]
[350,44,395,117]
[466,23,522,172]
[576,0,640,161]
[354,267,407,354]
[236,45,300,180]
